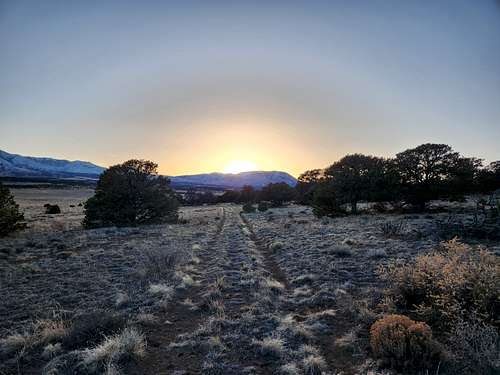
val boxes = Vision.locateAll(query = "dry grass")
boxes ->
[0,333,28,356]
[253,336,285,358]
[148,283,174,298]
[302,354,327,375]
[80,327,146,372]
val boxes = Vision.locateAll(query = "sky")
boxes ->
[1,0,499,177]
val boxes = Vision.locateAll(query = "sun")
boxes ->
[223,160,258,174]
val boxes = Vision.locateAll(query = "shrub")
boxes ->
[437,196,500,240]
[0,182,26,236]
[380,220,406,238]
[242,202,256,213]
[44,204,61,214]
[330,245,353,257]
[380,240,500,331]
[139,248,179,281]
[83,159,178,228]
[258,201,270,212]
[448,320,500,375]
[370,314,443,372]
[62,311,126,350]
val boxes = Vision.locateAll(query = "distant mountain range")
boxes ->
[0,150,296,188]
[172,171,296,189]
[0,150,104,179]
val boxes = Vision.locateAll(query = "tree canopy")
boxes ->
[0,182,26,236]
[83,159,179,228]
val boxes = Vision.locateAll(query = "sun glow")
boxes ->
[223,160,258,174]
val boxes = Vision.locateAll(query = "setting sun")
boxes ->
[223,160,258,174]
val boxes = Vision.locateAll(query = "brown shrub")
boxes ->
[379,240,500,331]
[370,314,443,372]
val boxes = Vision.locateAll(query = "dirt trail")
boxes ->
[127,208,227,374]
[132,206,338,374]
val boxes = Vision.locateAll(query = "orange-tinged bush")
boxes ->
[370,314,443,372]
[379,240,500,330]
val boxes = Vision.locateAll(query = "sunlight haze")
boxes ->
[1,0,499,176]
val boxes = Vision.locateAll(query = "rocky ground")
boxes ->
[1,191,498,374]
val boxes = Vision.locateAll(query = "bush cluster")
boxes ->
[380,240,499,331]
[297,143,500,216]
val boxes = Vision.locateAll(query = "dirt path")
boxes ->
[131,206,336,374]
[126,208,227,374]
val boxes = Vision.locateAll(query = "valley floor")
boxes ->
[1,200,498,374]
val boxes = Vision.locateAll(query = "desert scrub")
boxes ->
[380,220,406,237]
[139,248,179,281]
[448,320,500,375]
[370,314,443,372]
[242,202,256,213]
[258,201,270,212]
[379,240,500,331]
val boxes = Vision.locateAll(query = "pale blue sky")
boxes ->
[1,0,499,175]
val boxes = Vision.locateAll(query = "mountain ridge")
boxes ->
[0,150,296,188]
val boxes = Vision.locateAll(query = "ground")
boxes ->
[0,188,498,374]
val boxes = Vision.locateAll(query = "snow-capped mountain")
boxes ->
[0,150,297,188]
[0,150,104,178]
[171,171,297,188]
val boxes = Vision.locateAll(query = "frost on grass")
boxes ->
[0,333,28,356]
[41,343,62,359]
[277,315,312,340]
[174,270,196,289]
[302,354,327,375]
[335,328,359,349]
[80,327,146,373]
[135,313,158,326]
[367,248,387,259]
[279,362,301,375]
[115,292,129,307]
[148,283,174,298]
[293,286,312,298]
[253,336,285,358]
[261,277,285,292]
[291,274,316,286]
